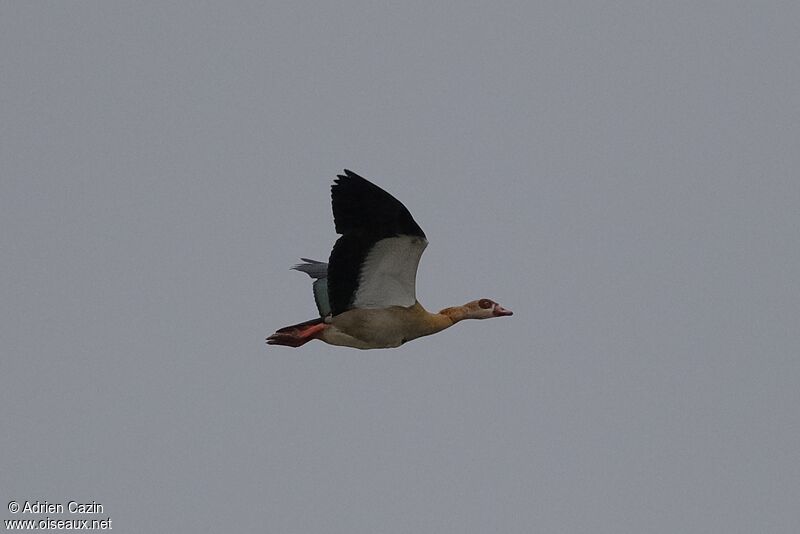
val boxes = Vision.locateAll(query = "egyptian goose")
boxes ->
[266,170,512,349]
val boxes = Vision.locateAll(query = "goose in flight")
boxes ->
[266,170,512,349]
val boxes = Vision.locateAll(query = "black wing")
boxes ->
[327,170,426,315]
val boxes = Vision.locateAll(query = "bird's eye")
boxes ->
[478,299,493,309]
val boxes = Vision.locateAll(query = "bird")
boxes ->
[266,170,512,349]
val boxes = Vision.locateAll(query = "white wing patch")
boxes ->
[353,236,428,309]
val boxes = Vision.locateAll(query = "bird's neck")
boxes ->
[435,305,469,326]
[406,302,462,337]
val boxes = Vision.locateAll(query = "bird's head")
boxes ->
[462,298,513,319]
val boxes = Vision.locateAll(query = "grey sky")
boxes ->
[2,2,799,532]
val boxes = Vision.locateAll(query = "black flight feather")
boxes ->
[327,170,425,315]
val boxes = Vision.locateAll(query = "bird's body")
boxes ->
[267,170,512,349]
[322,302,451,349]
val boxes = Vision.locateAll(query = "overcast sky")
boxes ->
[2,2,799,533]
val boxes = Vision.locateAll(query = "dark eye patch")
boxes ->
[478,299,493,309]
